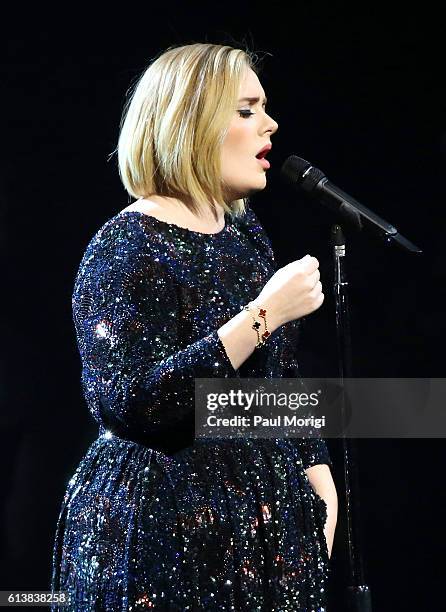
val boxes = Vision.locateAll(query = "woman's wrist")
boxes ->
[217,299,283,371]
[249,298,283,333]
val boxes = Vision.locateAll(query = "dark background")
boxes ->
[1,5,445,611]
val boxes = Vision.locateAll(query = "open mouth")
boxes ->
[255,145,271,160]
[254,144,272,169]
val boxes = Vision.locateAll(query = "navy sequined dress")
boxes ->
[51,203,332,611]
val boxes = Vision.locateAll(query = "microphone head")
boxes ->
[281,155,363,232]
[280,155,326,192]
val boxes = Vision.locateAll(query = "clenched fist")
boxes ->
[253,255,323,330]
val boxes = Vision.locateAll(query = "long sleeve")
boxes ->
[297,435,332,470]
[73,216,237,449]
[279,321,332,469]
[294,372,332,470]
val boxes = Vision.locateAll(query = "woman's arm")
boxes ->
[305,464,338,559]
[77,216,271,444]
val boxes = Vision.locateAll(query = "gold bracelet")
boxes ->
[257,306,271,342]
[243,304,263,348]
[243,302,271,347]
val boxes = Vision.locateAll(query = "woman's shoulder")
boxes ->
[75,200,274,281]
[73,209,167,289]
[83,207,165,258]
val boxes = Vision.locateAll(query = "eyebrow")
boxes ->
[238,96,268,105]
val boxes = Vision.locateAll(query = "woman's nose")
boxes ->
[267,117,279,134]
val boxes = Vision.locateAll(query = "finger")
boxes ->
[309,281,322,297]
[309,269,320,287]
[304,256,319,273]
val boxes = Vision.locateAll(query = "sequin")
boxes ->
[50,204,332,611]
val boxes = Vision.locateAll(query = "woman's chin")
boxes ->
[248,179,267,195]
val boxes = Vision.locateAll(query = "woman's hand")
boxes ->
[254,255,323,330]
[217,255,323,374]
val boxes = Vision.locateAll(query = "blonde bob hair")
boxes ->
[116,43,261,221]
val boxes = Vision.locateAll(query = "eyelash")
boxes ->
[238,110,255,118]
[237,106,267,119]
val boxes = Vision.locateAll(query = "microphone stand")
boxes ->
[332,224,372,612]
[280,155,423,610]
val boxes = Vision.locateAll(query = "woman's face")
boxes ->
[221,67,278,201]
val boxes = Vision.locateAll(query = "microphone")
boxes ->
[280,155,422,254]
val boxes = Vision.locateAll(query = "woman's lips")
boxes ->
[257,157,271,169]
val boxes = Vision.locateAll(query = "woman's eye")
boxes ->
[238,109,255,118]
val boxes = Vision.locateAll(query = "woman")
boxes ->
[51,42,337,611]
